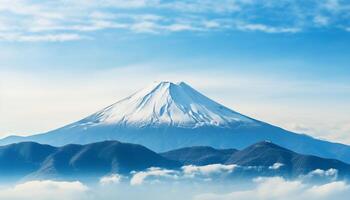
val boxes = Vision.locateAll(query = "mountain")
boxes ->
[162,141,350,178]
[0,140,180,180]
[1,140,350,181]
[161,146,237,166]
[226,141,350,177]
[2,81,350,163]
[0,142,56,178]
[78,81,257,128]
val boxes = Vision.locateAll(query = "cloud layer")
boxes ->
[113,164,338,186]
[0,180,88,200]
[0,172,347,200]
[0,0,349,41]
[195,177,350,200]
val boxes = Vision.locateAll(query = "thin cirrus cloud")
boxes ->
[0,33,86,42]
[0,0,349,41]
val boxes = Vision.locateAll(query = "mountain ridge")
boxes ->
[162,141,350,178]
[1,140,350,181]
[0,140,180,181]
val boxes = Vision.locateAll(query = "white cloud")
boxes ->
[0,0,349,42]
[313,15,329,26]
[309,169,338,177]
[203,20,221,28]
[269,162,284,170]
[99,174,124,185]
[285,120,350,144]
[0,180,88,200]
[128,164,256,185]
[236,23,300,33]
[158,0,249,13]
[306,181,349,198]
[130,167,179,185]
[165,23,200,32]
[194,177,350,200]
[1,175,349,200]
[182,164,237,177]
[129,164,241,185]
[301,168,338,182]
[322,0,342,12]
[98,0,158,8]
[0,33,87,42]
[130,21,160,33]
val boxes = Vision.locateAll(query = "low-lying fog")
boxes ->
[0,164,349,200]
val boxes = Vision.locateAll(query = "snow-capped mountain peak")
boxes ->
[2,81,350,165]
[76,81,256,128]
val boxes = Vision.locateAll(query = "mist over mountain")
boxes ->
[2,81,350,164]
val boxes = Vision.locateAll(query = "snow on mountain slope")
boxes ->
[3,81,350,164]
[72,81,257,129]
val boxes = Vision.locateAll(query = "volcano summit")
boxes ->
[76,81,258,128]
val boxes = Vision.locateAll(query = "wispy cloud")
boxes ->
[236,23,301,33]
[0,0,349,42]
[157,0,250,13]
[0,33,87,42]
[313,15,330,26]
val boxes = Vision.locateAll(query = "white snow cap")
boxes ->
[80,81,257,128]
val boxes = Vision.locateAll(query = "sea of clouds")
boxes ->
[0,164,347,200]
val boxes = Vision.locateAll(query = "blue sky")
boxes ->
[0,0,349,143]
